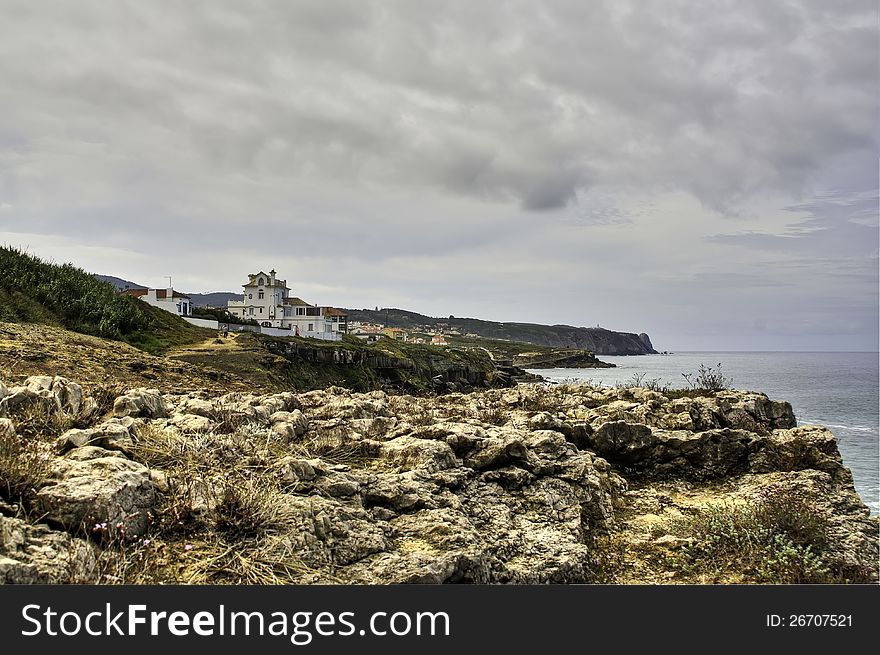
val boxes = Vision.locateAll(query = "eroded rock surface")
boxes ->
[0,378,876,584]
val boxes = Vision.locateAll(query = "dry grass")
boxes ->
[0,426,53,506]
[96,421,332,584]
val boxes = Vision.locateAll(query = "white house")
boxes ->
[125,287,192,317]
[226,269,347,340]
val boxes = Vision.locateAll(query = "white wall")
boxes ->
[182,317,340,340]
[182,316,219,329]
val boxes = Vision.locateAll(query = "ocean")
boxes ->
[528,351,879,515]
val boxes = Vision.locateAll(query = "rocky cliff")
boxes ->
[0,376,875,584]
[344,308,658,355]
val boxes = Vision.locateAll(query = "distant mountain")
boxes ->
[186,292,241,307]
[94,274,145,291]
[344,307,657,355]
[95,275,238,307]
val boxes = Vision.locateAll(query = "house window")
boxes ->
[248,293,253,299]
[308,323,313,332]
[259,308,263,314]
[258,277,264,285]
[258,291,264,299]
[297,308,305,315]
[249,308,254,315]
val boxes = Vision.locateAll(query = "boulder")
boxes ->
[380,436,459,473]
[0,515,98,583]
[168,413,214,433]
[0,376,84,418]
[36,453,157,537]
[0,387,57,418]
[176,398,214,418]
[55,420,134,455]
[270,409,309,440]
[587,421,756,479]
[749,425,847,476]
[49,377,83,415]
[588,421,655,463]
[112,389,168,419]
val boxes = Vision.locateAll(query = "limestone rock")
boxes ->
[177,397,215,418]
[56,419,134,455]
[36,453,157,537]
[0,387,56,418]
[0,515,98,583]
[113,389,168,419]
[168,413,214,433]
[380,436,459,473]
[0,376,84,418]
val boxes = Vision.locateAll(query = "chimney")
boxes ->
[269,269,276,285]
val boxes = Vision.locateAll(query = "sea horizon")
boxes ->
[531,350,879,516]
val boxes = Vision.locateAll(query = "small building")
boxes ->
[382,327,406,341]
[226,269,345,340]
[431,335,448,346]
[324,307,349,335]
[125,287,191,317]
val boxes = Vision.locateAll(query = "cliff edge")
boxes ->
[1,376,875,584]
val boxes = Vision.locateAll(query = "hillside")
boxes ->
[345,307,657,355]
[94,274,145,291]
[1,247,209,355]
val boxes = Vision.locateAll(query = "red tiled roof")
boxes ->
[123,289,148,297]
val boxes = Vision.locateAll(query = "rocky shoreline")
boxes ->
[512,350,616,369]
[0,375,876,584]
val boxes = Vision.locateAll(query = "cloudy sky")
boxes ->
[0,0,876,350]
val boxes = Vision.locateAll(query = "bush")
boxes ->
[616,372,671,392]
[682,363,732,391]
[672,483,870,583]
[0,245,154,339]
[212,476,295,541]
[190,306,258,326]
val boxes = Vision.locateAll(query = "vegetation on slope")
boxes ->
[344,307,657,354]
[0,246,208,355]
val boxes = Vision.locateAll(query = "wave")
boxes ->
[797,420,876,433]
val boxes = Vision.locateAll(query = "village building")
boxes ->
[124,287,191,317]
[226,269,347,340]
[381,327,407,341]
[431,335,448,346]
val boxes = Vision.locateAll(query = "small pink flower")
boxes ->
[142,539,151,546]
[184,544,193,551]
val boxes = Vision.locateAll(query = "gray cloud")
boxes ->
[0,0,876,350]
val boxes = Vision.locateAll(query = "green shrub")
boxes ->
[0,245,153,339]
[682,363,732,391]
[672,483,870,583]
